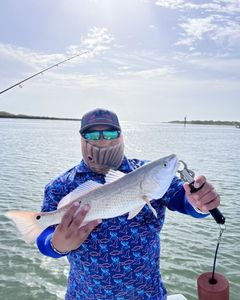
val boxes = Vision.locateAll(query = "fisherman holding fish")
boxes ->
[6,108,220,300]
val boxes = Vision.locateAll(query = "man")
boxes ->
[37,108,220,300]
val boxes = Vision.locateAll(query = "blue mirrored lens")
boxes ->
[102,131,119,140]
[83,131,100,140]
[82,130,120,140]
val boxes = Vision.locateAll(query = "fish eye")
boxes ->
[36,215,41,220]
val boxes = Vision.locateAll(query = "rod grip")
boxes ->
[209,208,225,225]
[189,182,225,225]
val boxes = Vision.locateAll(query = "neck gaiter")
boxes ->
[81,140,124,174]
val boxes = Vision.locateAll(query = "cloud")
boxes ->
[82,27,114,50]
[212,20,240,47]
[0,27,115,72]
[149,24,158,30]
[155,0,240,14]
[155,0,240,51]
[176,15,240,49]
[155,0,185,9]
[175,15,217,46]
[118,66,175,79]
[67,27,115,57]
[0,43,64,70]
[30,50,176,90]
[173,52,240,78]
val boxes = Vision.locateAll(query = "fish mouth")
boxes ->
[164,154,179,172]
[174,156,180,173]
[151,155,179,189]
[162,154,179,174]
[167,154,179,174]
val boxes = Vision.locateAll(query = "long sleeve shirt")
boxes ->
[37,156,208,300]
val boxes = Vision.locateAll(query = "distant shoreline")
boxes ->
[169,120,240,126]
[0,111,81,121]
[0,111,239,126]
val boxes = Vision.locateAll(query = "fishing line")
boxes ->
[0,50,89,95]
[210,224,225,284]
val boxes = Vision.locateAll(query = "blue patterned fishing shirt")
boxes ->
[38,156,207,300]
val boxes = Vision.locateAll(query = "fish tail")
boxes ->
[5,210,45,244]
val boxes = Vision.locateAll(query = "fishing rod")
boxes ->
[0,50,89,95]
[178,160,229,299]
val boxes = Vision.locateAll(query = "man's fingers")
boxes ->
[68,204,90,232]
[58,202,80,232]
[184,177,220,212]
[184,179,213,199]
[195,189,217,205]
[183,182,191,195]
[197,192,220,212]
[70,219,102,251]
[194,183,214,202]
[194,175,206,189]
[77,219,102,241]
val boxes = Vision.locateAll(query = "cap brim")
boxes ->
[80,123,121,134]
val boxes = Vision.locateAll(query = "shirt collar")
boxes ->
[76,155,135,174]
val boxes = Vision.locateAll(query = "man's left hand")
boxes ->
[183,175,220,213]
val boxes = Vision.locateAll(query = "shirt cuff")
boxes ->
[36,227,69,258]
[184,196,210,218]
[193,206,210,215]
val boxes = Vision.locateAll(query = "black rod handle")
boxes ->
[209,208,225,225]
[189,182,225,225]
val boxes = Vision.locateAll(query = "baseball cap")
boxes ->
[80,108,121,134]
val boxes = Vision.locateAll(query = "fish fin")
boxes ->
[105,170,126,184]
[127,205,145,220]
[5,210,45,244]
[57,180,103,209]
[142,196,158,218]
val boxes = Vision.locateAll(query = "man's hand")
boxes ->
[51,202,101,253]
[183,175,220,213]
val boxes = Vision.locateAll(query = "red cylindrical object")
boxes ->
[197,272,229,300]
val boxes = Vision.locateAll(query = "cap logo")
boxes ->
[87,111,114,123]
[80,108,120,133]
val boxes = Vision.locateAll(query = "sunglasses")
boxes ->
[81,130,121,140]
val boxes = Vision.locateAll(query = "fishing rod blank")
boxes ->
[0,50,89,95]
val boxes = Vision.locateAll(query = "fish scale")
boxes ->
[79,183,143,222]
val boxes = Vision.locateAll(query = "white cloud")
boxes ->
[155,0,185,9]
[118,67,175,79]
[155,0,240,14]
[212,20,240,47]
[149,24,158,30]
[176,15,240,48]
[187,55,240,76]
[175,16,217,46]
[0,27,115,73]
[80,27,115,55]
[155,0,240,50]
[31,52,176,89]
[0,43,64,70]
[38,72,109,89]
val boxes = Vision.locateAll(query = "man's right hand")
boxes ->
[51,202,101,253]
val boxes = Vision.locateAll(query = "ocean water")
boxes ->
[0,118,239,300]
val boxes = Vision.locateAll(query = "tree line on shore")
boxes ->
[169,120,240,126]
[0,111,239,126]
[0,111,80,121]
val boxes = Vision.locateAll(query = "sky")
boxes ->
[0,0,239,122]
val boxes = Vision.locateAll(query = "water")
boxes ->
[0,119,239,300]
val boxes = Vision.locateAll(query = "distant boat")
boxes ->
[236,125,240,128]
